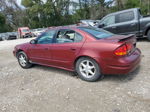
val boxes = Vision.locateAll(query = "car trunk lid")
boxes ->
[103,34,137,56]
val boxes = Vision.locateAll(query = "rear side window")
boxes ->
[55,29,83,43]
[116,11,134,23]
[79,27,114,39]
[75,33,83,42]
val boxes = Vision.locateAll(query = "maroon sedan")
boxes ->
[13,26,141,82]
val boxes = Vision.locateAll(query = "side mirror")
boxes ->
[30,39,37,44]
[98,23,105,28]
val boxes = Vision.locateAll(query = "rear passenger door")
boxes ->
[115,11,139,35]
[50,29,85,69]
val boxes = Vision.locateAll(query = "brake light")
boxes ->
[126,43,132,50]
[114,43,132,56]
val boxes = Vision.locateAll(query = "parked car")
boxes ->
[80,20,98,27]
[13,26,141,82]
[5,32,17,40]
[18,27,33,38]
[0,33,8,40]
[31,28,46,37]
[0,33,8,41]
[97,8,150,40]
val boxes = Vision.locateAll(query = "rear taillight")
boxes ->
[114,43,133,56]
[126,43,133,50]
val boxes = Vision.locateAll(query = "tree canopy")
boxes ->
[0,0,150,32]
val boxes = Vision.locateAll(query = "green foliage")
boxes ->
[125,0,140,8]
[21,0,34,7]
[0,13,12,33]
[21,0,80,28]
[0,13,5,25]
[124,0,150,15]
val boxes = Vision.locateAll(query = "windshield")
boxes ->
[22,29,29,32]
[78,27,114,39]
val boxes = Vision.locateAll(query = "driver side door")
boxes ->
[28,30,56,65]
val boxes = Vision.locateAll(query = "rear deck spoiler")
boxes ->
[118,34,135,42]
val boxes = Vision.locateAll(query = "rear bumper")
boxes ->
[100,48,141,75]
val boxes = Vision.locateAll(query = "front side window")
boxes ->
[116,11,134,23]
[37,30,56,44]
[55,29,83,43]
[101,15,115,26]
[78,27,114,39]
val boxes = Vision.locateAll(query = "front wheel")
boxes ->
[75,57,103,82]
[17,51,32,69]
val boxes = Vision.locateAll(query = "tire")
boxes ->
[147,30,150,41]
[17,51,32,69]
[75,57,103,82]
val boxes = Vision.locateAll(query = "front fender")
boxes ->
[14,44,29,58]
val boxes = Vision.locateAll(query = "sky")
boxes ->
[16,0,24,8]
[17,0,21,6]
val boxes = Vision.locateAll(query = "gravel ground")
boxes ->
[0,38,150,112]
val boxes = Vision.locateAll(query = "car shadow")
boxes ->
[33,64,141,83]
[33,65,77,77]
[101,66,141,83]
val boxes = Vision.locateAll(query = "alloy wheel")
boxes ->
[79,60,96,78]
[19,54,27,67]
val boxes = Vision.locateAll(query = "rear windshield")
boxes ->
[78,27,114,39]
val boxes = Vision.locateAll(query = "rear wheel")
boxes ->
[147,30,150,41]
[75,57,103,82]
[17,51,32,69]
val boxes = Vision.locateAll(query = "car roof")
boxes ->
[47,25,89,31]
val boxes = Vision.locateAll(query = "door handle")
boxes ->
[70,48,76,51]
[44,48,49,50]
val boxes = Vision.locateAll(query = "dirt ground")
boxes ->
[0,38,150,112]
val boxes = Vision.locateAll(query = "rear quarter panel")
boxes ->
[76,40,120,73]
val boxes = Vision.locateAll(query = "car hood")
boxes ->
[16,42,30,48]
